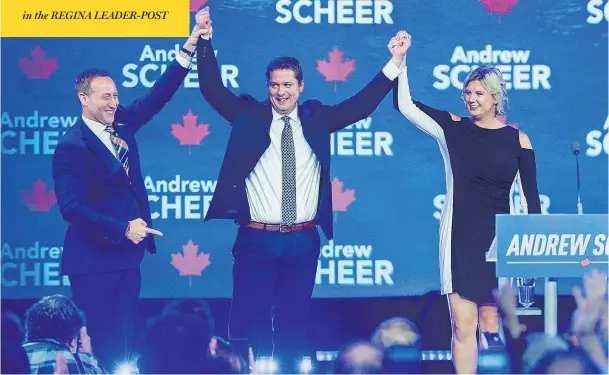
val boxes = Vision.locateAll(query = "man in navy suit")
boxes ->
[194,8,407,367]
[52,26,209,371]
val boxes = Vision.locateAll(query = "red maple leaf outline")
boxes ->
[20,178,57,212]
[170,110,210,155]
[581,258,592,267]
[479,0,520,23]
[331,177,355,223]
[316,47,356,92]
[190,0,209,12]
[18,46,58,80]
[170,240,211,287]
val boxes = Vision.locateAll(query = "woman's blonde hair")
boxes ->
[462,66,508,116]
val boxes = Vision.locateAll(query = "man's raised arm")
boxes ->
[195,7,246,123]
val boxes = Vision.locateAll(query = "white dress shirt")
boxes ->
[246,60,403,224]
[246,107,321,224]
[82,54,192,159]
[82,116,119,158]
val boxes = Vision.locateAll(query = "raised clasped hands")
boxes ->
[388,30,411,67]
[195,6,213,40]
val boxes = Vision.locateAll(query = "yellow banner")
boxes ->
[1,0,191,37]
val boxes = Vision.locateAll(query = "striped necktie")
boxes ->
[104,125,129,175]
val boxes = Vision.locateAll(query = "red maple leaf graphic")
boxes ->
[171,240,211,287]
[190,0,209,12]
[170,110,210,155]
[497,115,519,129]
[581,258,591,267]
[19,46,58,80]
[479,0,519,14]
[331,177,355,222]
[316,47,355,92]
[20,178,57,212]
[479,0,519,23]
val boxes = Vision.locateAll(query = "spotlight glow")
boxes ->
[115,363,138,375]
[254,357,277,374]
[299,356,313,373]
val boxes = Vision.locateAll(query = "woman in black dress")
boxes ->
[392,31,541,373]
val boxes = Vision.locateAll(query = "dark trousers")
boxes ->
[69,268,141,372]
[229,226,320,365]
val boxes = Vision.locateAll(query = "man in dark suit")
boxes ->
[194,8,407,368]
[52,26,209,371]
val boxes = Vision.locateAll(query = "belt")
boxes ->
[242,220,316,233]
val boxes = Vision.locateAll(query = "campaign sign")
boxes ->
[496,214,609,278]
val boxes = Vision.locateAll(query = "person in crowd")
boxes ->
[22,295,103,374]
[370,317,422,373]
[331,341,384,374]
[137,312,234,374]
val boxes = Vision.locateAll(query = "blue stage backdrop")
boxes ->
[2,0,607,299]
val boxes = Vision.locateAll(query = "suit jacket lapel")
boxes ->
[260,102,322,159]
[78,120,126,179]
[250,102,272,161]
[261,101,273,139]
[300,104,322,161]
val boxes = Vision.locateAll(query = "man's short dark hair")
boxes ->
[24,294,84,344]
[74,68,112,96]
[266,57,303,84]
[162,298,215,334]
[138,313,212,374]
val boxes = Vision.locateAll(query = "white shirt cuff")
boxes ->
[175,54,191,69]
[382,59,402,80]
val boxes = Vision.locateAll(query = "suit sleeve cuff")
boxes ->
[382,59,402,80]
[175,54,191,69]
